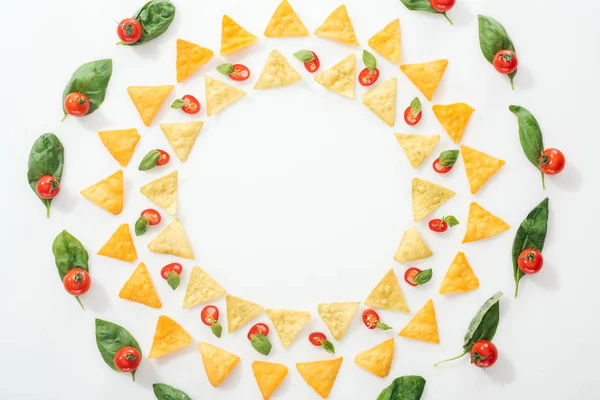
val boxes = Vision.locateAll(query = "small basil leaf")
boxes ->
[414,269,432,285]
[211,323,223,338]
[478,15,517,88]
[509,105,545,186]
[322,339,335,354]
[95,319,142,380]
[439,150,459,167]
[139,150,161,171]
[376,322,393,331]
[251,334,272,356]
[443,215,460,227]
[153,383,191,400]
[52,230,89,281]
[171,98,186,109]
[217,63,235,75]
[362,49,377,71]
[167,272,180,290]
[27,133,64,217]
[410,97,422,115]
[134,216,149,236]
[129,0,176,46]
[400,0,437,13]
[377,375,426,400]
[294,50,315,62]
[62,59,113,117]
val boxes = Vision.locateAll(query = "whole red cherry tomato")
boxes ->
[247,323,269,340]
[64,92,90,117]
[63,268,91,296]
[114,346,141,373]
[539,148,565,175]
[470,340,498,368]
[362,309,392,330]
[117,18,142,44]
[430,0,456,12]
[493,50,518,75]
[141,209,161,225]
[36,175,60,199]
[156,150,170,166]
[518,248,544,274]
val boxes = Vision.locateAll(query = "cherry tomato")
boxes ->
[182,94,201,114]
[404,267,422,287]
[518,248,544,274]
[64,92,90,117]
[362,309,381,329]
[358,67,380,87]
[308,332,327,346]
[114,346,141,373]
[63,268,91,296]
[304,52,320,73]
[430,0,456,12]
[429,219,448,232]
[470,340,498,368]
[247,323,269,340]
[404,107,422,126]
[36,175,60,199]
[141,209,161,225]
[493,50,518,75]
[201,305,220,326]
[539,148,565,175]
[433,158,453,174]
[156,150,170,166]
[117,18,142,44]
[230,64,250,81]
[161,263,183,280]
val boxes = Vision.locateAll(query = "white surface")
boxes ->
[1,0,598,398]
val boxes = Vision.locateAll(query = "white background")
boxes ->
[1,0,598,399]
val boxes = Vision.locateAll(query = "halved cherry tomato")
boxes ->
[539,148,565,175]
[358,68,380,86]
[430,0,456,12]
[182,94,201,114]
[63,268,91,295]
[156,150,170,166]
[141,209,161,225]
[117,18,142,44]
[308,332,327,346]
[433,158,453,173]
[429,219,448,232]
[64,92,90,117]
[305,52,320,73]
[493,50,518,75]
[114,346,141,373]
[404,107,422,126]
[161,263,183,280]
[201,305,219,326]
[230,64,250,81]
[404,267,422,287]
[470,340,498,368]
[247,323,269,340]
[518,248,544,274]
[362,309,392,330]
[36,175,60,200]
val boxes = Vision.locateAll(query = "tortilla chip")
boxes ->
[463,202,510,243]
[362,77,397,126]
[394,134,440,168]
[148,218,195,260]
[176,39,213,83]
[148,315,193,359]
[461,145,505,194]
[439,252,480,295]
[252,361,289,399]
[97,224,137,262]
[432,103,475,143]
[119,263,161,308]
[160,121,204,162]
[317,302,359,341]
[400,60,448,101]
[412,177,455,222]
[221,15,257,56]
[265,309,311,348]
[314,5,358,46]
[368,19,401,64]
[264,0,308,37]
[98,129,140,167]
[354,338,394,378]
[199,342,240,388]
[140,171,178,216]
[296,357,343,399]
[364,269,409,313]
[81,170,123,215]
[254,50,302,90]
[315,54,356,99]
[398,299,439,344]
[205,76,246,116]
[183,266,226,308]
[394,227,433,263]
[127,85,173,127]
[226,294,264,333]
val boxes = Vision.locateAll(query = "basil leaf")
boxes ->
[153,383,191,400]
[251,334,272,356]
[216,63,234,75]
[509,105,545,187]
[52,230,89,281]
[129,0,176,46]
[443,215,459,227]
[211,323,223,338]
[376,322,393,331]
[322,339,335,354]
[377,375,426,400]
[462,291,502,352]
[134,216,149,236]
[95,319,142,381]
[167,272,180,290]
[439,150,459,167]
[478,15,517,88]
[62,59,112,118]
[414,269,432,285]
[294,50,315,63]
[362,50,377,71]
[139,150,161,171]
[27,133,64,217]
[400,0,453,24]
[410,97,422,115]
[512,198,549,297]
[171,98,186,109]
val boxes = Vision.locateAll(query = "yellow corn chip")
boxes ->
[398,299,439,344]
[394,227,433,263]
[148,315,193,359]
[264,0,308,37]
[317,302,359,341]
[362,77,397,127]
[226,294,264,333]
[127,85,173,127]
[140,171,178,216]
[432,103,475,143]
[296,357,343,399]
[160,122,204,162]
[98,129,140,167]
[463,202,510,243]
[439,252,480,295]
[199,342,240,388]
[254,49,302,90]
[183,266,226,308]
[119,263,161,308]
[368,19,401,64]
[148,218,195,260]
[221,15,257,56]
[400,60,448,101]
[205,76,246,116]
[97,224,137,262]
[354,338,394,378]
[252,361,289,400]
[412,177,455,222]
[461,145,505,194]
[364,269,409,313]
[265,309,311,348]
[81,170,123,215]
[315,54,356,99]
[314,5,358,46]
[394,134,440,168]
[176,39,213,83]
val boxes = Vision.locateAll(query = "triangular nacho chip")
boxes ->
[98,129,140,167]
[160,121,204,162]
[432,103,475,143]
[252,361,289,399]
[140,170,178,216]
[80,170,123,215]
[148,218,195,259]
[127,85,173,127]
[317,302,359,341]
[226,294,264,333]
[463,202,510,243]
[119,263,161,308]
[368,19,401,64]
[264,0,308,37]
[354,338,394,378]
[265,309,311,348]
[461,145,505,194]
[176,39,213,83]
[254,50,302,90]
[296,357,343,399]
[205,76,246,116]
[361,77,397,126]
[394,227,433,263]
[398,299,439,344]
[221,15,257,56]
[364,269,409,313]
[439,252,480,295]
[314,5,358,46]
[315,54,356,99]
[400,60,448,101]
[394,134,440,168]
[183,266,226,308]
[412,177,455,222]
[148,315,193,359]
[199,342,240,388]
[97,224,137,262]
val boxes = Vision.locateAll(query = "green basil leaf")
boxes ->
[27,133,64,217]
[443,215,459,227]
[251,334,272,356]
[362,49,377,71]
[52,230,89,281]
[153,383,191,400]
[128,0,176,46]
[216,63,235,75]
[377,375,426,400]
[62,59,112,117]
[211,323,223,338]
[167,272,180,290]
[414,269,432,285]
[462,291,502,352]
[410,97,422,115]
[400,0,437,13]
[95,319,142,380]
[171,98,186,109]
[294,50,315,63]
[439,150,459,167]
[478,15,517,88]
[376,322,393,331]
[509,105,545,186]
[322,339,335,354]
[139,150,161,171]
[134,216,149,236]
